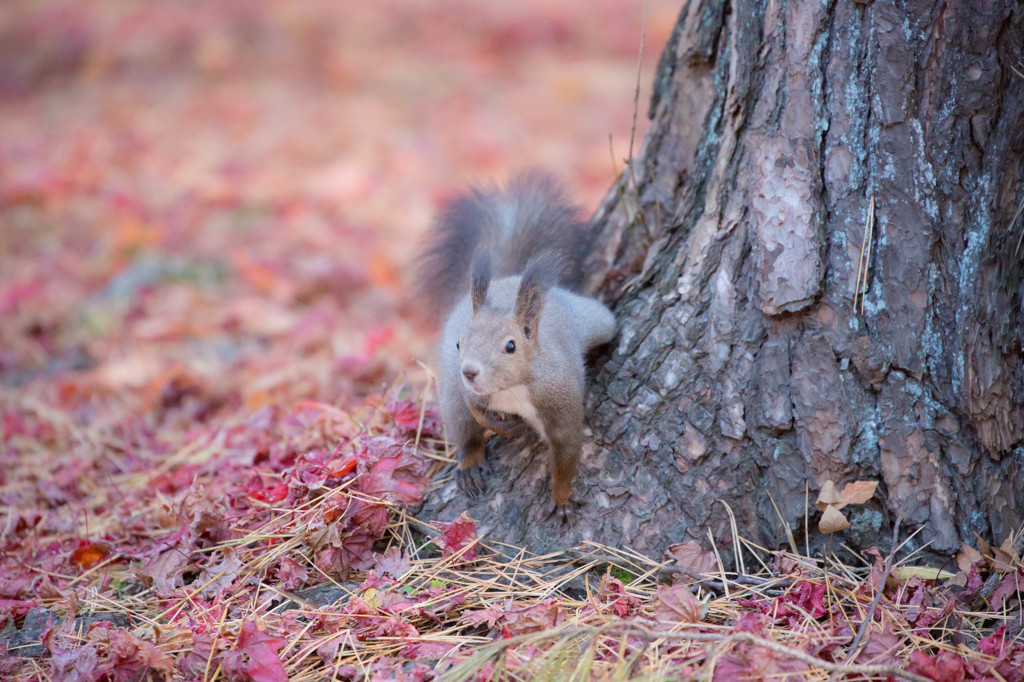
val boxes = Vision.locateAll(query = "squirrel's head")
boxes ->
[456,251,559,396]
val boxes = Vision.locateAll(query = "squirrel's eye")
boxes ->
[456,341,460,351]
[505,340,516,354]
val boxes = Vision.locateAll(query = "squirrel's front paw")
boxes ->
[456,464,487,498]
[493,414,529,440]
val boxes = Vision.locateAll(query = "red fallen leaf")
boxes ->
[434,513,478,562]
[49,642,99,681]
[70,542,109,570]
[913,596,957,635]
[274,557,309,591]
[373,546,411,580]
[907,650,967,682]
[459,604,506,629]
[0,599,37,631]
[0,643,21,676]
[988,569,1023,611]
[85,622,175,680]
[731,611,770,635]
[502,598,564,635]
[179,632,221,678]
[713,643,809,681]
[316,637,340,667]
[654,584,701,625]
[775,580,828,619]
[324,456,357,480]
[406,640,456,660]
[596,575,640,618]
[221,621,287,682]
[854,629,902,667]
[386,398,443,438]
[360,456,425,504]
[371,616,419,639]
[246,476,288,504]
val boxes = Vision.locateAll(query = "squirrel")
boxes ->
[418,171,616,521]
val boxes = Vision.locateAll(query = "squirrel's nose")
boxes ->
[462,364,480,383]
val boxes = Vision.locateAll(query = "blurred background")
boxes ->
[0,0,676,411]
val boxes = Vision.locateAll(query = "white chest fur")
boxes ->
[487,384,546,440]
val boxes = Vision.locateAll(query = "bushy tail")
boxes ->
[417,171,590,317]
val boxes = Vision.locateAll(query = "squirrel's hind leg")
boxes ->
[539,394,584,519]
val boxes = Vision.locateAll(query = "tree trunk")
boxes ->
[421,0,1024,559]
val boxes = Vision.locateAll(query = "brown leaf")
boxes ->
[837,480,878,509]
[976,533,992,561]
[654,584,701,625]
[854,629,902,667]
[816,480,842,510]
[141,550,190,595]
[197,548,242,597]
[818,505,850,534]
[665,540,719,577]
[991,536,1022,574]
[956,542,984,575]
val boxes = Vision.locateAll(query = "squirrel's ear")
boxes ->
[515,251,561,339]
[515,281,545,340]
[471,251,491,316]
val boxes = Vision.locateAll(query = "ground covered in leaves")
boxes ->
[2,1,1024,680]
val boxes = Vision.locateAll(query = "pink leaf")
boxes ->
[908,650,967,682]
[274,557,309,591]
[361,455,424,504]
[373,546,411,579]
[459,604,506,629]
[502,598,564,635]
[222,621,288,682]
[434,513,478,562]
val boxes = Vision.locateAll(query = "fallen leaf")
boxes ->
[70,543,109,570]
[976,533,992,562]
[991,536,1022,573]
[221,621,287,682]
[818,505,850,533]
[891,566,957,582]
[372,546,410,580]
[816,480,841,510]
[956,542,984,575]
[665,540,719,577]
[988,571,1024,611]
[502,598,564,635]
[838,480,878,509]
[198,548,243,598]
[434,513,478,562]
[907,650,966,682]
[654,584,701,625]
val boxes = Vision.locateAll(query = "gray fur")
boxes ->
[470,252,491,316]
[426,173,615,510]
[416,171,590,317]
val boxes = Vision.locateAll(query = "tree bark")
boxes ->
[421,0,1024,559]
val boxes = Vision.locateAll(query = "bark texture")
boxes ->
[422,0,1024,559]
